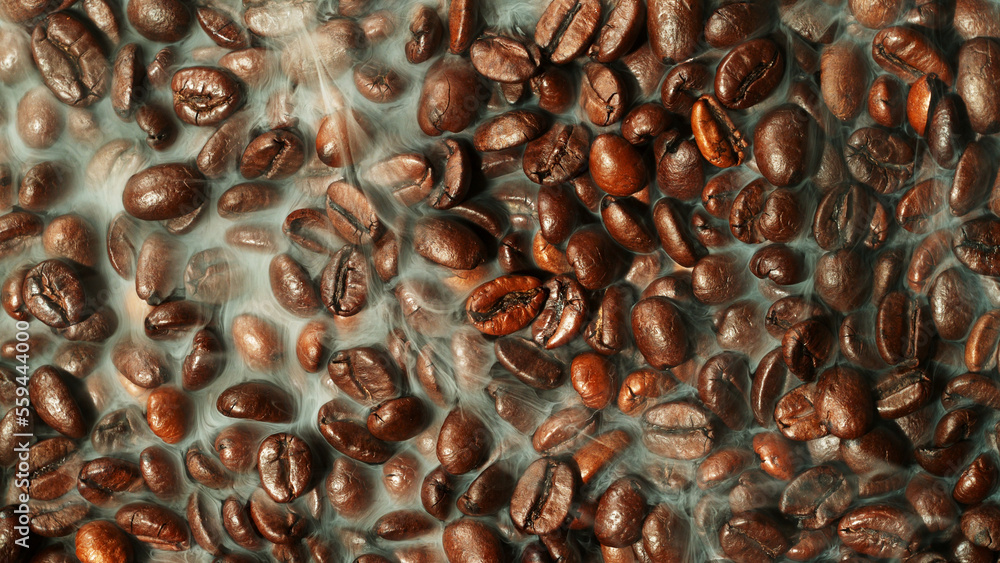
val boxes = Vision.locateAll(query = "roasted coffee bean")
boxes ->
[25,438,80,501]
[654,129,705,200]
[231,314,283,372]
[845,127,916,194]
[495,336,565,390]
[185,443,233,489]
[874,364,933,419]
[75,521,133,563]
[413,216,486,270]
[146,386,191,444]
[589,134,647,197]
[196,5,248,49]
[258,433,312,503]
[470,32,540,83]
[872,26,953,85]
[570,351,617,409]
[869,74,906,127]
[217,381,294,423]
[268,253,320,318]
[249,490,310,544]
[326,457,374,518]
[0,211,43,259]
[753,104,819,187]
[139,446,180,498]
[643,401,716,459]
[437,407,491,475]
[417,56,484,136]
[22,260,89,328]
[692,253,748,305]
[956,217,1000,277]
[580,62,627,126]
[115,502,190,551]
[32,13,109,107]
[124,163,207,221]
[77,457,144,506]
[648,0,701,63]
[533,406,599,454]
[749,244,805,285]
[967,310,1000,372]
[19,161,70,212]
[510,457,578,535]
[780,465,853,529]
[775,383,828,441]
[240,128,305,180]
[716,39,785,110]
[691,95,748,168]
[535,0,601,64]
[876,291,933,365]
[406,4,442,63]
[816,366,873,439]
[589,0,645,61]
[782,320,834,381]
[325,180,384,245]
[442,518,506,562]
[367,396,429,442]
[466,275,546,335]
[632,296,688,368]
[698,352,752,430]
[171,66,244,126]
[30,501,89,538]
[838,504,918,559]
[719,512,790,562]
[29,366,86,439]
[585,284,630,356]
[594,477,647,548]
[523,122,591,185]
[822,40,869,121]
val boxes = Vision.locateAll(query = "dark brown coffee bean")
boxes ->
[753,104,819,187]
[31,13,109,107]
[580,62,627,126]
[698,352,752,430]
[872,26,953,85]
[648,0,701,63]
[146,386,191,444]
[111,43,144,121]
[869,74,906,127]
[495,336,565,390]
[115,502,190,551]
[876,291,933,365]
[510,457,579,535]
[821,40,870,121]
[594,477,647,548]
[719,512,790,562]
[961,501,1000,552]
[570,351,617,409]
[437,407,491,475]
[643,401,716,459]
[317,245,368,317]
[780,465,853,529]
[324,457,374,519]
[405,4,442,63]
[442,518,506,562]
[0,211,43,259]
[231,314,283,372]
[466,275,546,336]
[535,0,601,64]
[692,253,748,305]
[196,114,248,178]
[29,366,86,439]
[632,296,688,369]
[533,275,588,349]
[956,38,1000,135]
[249,490,310,544]
[139,446,180,499]
[171,66,244,126]
[716,38,785,110]
[523,122,591,186]
[217,381,294,423]
[654,129,705,200]
[77,457,144,506]
[926,93,970,169]
[417,56,484,136]
[327,347,401,406]
[239,128,305,180]
[325,180,384,245]
[469,32,540,83]
[956,217,1000,277]
[874,364,933,419]
[585,284,630,356]
[19,161,70,212]
[267,254,320,318]
[533,406,599,454]
[844,126,916,194]
[781,320,834,381]
[123,163,207,221]
[838,504,918,559]
[258,433,312,503]
[196,5,248,49]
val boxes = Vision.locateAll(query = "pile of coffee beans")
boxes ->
[2,0,1000,560]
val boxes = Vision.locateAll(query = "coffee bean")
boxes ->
[77,457,144,505]
[240,128,305,180]
[217,381,294,423]
[872,26,953,85]
[258,433,312,503]
[442,518,506,562]
[510,457,579,534]
[648,0,701,63]
[643,401,717,459]
[691,94,748,168]
[248,490,310,544]
[535,0,601,64]
[325,457,374,519]
[417,56,484,136]
[753,104,819,187]
[196,6,248,49]
[325,180,385,245]
[171,66,244,126]
[466,275,546,335]
[523,122,591,185]
[716,38,785,110]
[874,364,933,419]
[75,521,133,563]
[115,502,190,551]
[124,163,207,221]
[32,13,109,107]
[594,477,647,548]
[838,504,918,559]
[186,443,233,489]
[654,129,705,200]
[405,4,442,63]
[437,408,491,475]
